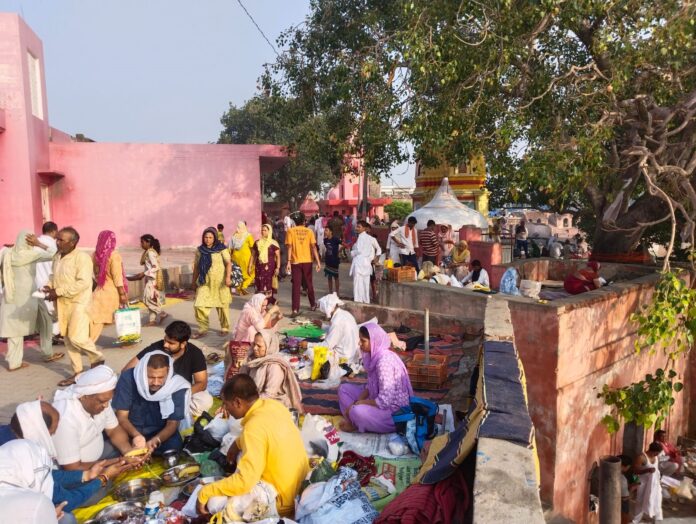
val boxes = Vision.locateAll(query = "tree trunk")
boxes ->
[591,192,667,255]
[592,226,645,255]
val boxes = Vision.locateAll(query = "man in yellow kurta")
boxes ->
[197,374,309,519]
[45,227,104,386]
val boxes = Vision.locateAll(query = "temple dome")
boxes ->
[406,177,488,230]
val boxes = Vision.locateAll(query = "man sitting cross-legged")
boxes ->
[112,351,191,455]
[196,374,309,519]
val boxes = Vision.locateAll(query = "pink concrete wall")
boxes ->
[509,276,693,523]
[48,143,285,247]
[0,13,50,241]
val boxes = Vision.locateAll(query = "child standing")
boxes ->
[324,227,341,296]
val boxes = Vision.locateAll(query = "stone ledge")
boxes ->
[473,437,545,524]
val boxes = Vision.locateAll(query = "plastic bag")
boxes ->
[301,414,340,462]
[311,346,329,380]
[115,308,141,342]
[387,434,409,456]
[295,467,379,524]
[520,279,542,299]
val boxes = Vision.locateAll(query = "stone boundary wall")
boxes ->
[377,274,695,523]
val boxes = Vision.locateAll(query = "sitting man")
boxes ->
[654,429,684,476]
[316,293,360,372]
[0,400,59,449]
[461,259,490,289]
[112,351,191,454]
[52,365,136,470]
[122,320,213,418]
[196,374,309,519]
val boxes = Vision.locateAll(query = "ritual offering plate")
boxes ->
[181,475,224,497]
[162,463,201,487]
[94,501,144,522]
[112,478,163,502]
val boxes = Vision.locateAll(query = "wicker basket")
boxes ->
[387,266,417,283]
[407,354,449,390]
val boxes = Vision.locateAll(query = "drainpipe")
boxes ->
[599,455,621,524]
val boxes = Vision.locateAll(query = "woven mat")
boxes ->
[300,337,466,415]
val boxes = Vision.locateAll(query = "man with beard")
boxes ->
[112,352,191,454]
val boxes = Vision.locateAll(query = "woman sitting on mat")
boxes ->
[338,323,413,433]
[239,329,303,412]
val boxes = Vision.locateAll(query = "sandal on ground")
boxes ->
[58,375,77,386]
[290,311,300,319]
[43,352,64,363]
[206,352,222,364]
[8,362,30,372]
[310,305,318,312]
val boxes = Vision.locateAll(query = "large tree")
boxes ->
[218,95,347,211]
[269,0,696,254]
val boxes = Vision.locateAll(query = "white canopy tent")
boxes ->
[406,177,489,230]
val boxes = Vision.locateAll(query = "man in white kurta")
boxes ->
[350,221,378,304]
[317,293,360,368]
[46,227,104,384]
[35,221,60,354]
[0,230,57,370]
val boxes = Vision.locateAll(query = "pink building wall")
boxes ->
[0,14,51,241]
[48,143,286,247]
[0,13,288,247]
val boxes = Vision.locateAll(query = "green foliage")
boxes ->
[384,201,413,221]
[631,271,696,359]
[598,368,684,434]
[267,0,696,252]
[218,95,344,210]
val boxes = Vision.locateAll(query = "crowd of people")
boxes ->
[0,214,426,523]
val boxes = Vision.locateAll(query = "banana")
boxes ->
[125,448,148,457]
[180,465,200,477]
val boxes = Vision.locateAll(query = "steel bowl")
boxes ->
[161,463,201,487]
[112,477,162,502]
[94,501,144,522]
[162,448,180,468]
[181,475,224,497]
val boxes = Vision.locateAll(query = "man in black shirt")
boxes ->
[122,321,213,417]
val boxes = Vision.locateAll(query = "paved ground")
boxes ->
[0,256,355,423]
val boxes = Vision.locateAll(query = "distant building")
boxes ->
[381,184,414,201]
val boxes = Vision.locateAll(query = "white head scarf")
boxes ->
[318,293,344,319]
[54,365,118,401]
[134,351,191,421]
[0,439,54,499]
[16,401,57,460]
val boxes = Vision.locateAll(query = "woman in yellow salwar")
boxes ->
[192,227,232,338]
[230,222,254,295]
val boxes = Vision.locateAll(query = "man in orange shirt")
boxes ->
[285,213,322,317]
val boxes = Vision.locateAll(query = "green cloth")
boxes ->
[282,325,326,338]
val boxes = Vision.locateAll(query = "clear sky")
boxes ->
[0,0,415,185]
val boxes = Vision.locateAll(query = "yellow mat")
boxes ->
[73,460,168,523]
